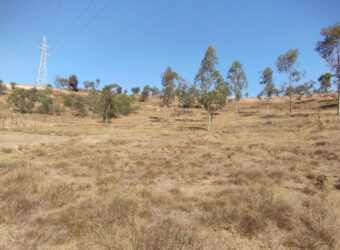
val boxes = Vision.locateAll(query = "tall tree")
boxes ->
[68,75,79,92]
[258,67,278,112]
[195,45,229,130]
[161,67,179,110]
[318,73,333,93]
[276,49,303,114]
[140,85,150,102]
[316,23,340,115]
[227,61,248,118]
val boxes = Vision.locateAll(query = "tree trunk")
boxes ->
[105,103,110,124]
[337,86,340,115]
[207,112,213,131]
[267,97,269,113]
[235,99,238,119]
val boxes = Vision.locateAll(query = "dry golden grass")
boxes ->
[0,94,339,249]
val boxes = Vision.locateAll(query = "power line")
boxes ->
[53,0,95,46]
[43,0,63,35]
[55,0,114,52]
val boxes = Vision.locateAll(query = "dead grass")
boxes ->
[0,95,339,249]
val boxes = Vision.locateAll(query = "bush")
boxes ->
[8,88,39,113]
[73,95,87,116]
[116,94,135,115]
[62,93,74,107]
[38,96,55,114]
[98,86,135,122]
[86,91,100,113]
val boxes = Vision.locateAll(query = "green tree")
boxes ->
[100,85,117,123]
[0,80,6,95]
[276,49,303,114]
[140,85,150,102]
[68,75,79,92]
[162,67,179,109]
[195,45,229,129]
[131,87,140,94]
[318,73,333,93]
[315,23,340,115]
[98,85,134,123]
[258,67,278,112]
[10,82,16,89]
[227,61,248,118]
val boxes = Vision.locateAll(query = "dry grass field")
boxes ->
[0,94,340,249]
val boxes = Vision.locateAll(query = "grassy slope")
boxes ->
[0,94,339,249]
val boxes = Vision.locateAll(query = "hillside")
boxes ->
[0,90,339,249]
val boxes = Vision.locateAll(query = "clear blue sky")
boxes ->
[0,0,339,96]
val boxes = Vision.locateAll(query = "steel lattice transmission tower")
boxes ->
[36,35,49,86]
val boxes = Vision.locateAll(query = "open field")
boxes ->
[0,95,340,249]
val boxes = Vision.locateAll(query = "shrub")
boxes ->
[62,93,74,107]
[73,95,87,116]
[86,91,100,112]
[116,94,135,115]
[38,96,55,114]
[8,88,39,113]
[98,86,135,122]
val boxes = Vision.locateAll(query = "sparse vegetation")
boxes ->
[0,91,339,249]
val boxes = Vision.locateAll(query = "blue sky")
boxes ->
[0,0,339,96]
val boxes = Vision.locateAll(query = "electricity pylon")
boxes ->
[36,35,48,86]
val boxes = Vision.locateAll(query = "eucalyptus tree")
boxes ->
[227,61,248,118]
[140,85,150,102]
[195,45,230,130]
[258,67,278,112]
[316,23,340,115]
[276,49,303,114]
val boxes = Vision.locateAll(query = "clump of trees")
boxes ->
[315,23,340,115]
[54,76,69,90]
[83,79,100,91]
[54,75,80,92]
[97,84,135,123]
[8,87,62,115]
